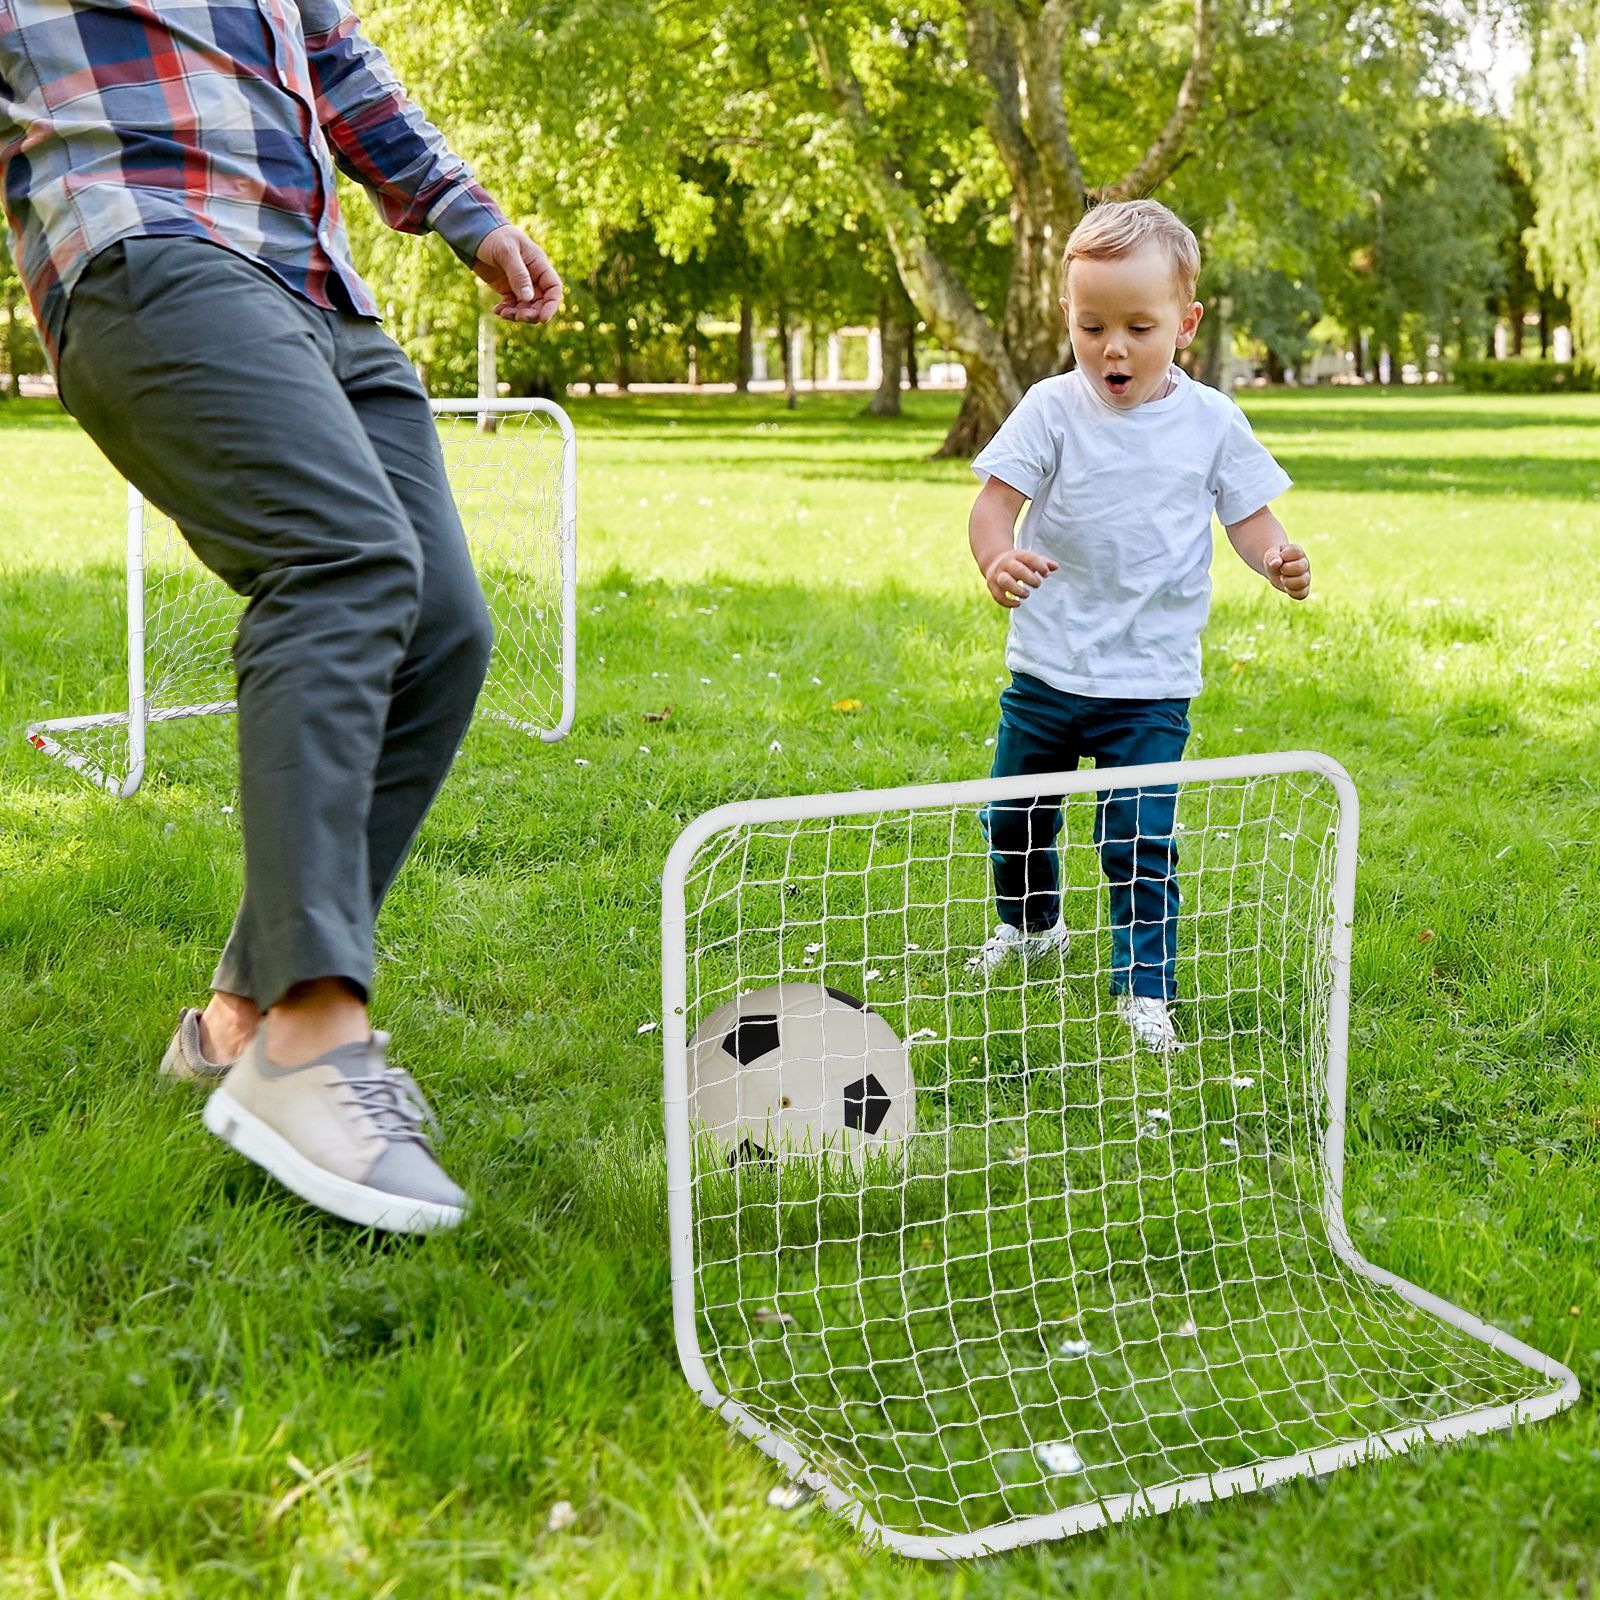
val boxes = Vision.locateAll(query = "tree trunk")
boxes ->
[0,284,14,400]
[1264,347,1285,384]
[613,320,632,390]
[867,297,903,417]
[905,320,919,389]
[1195,296,1225,389]
[476,296,499,434]
[688,319,700,388]
[777,304,797,410]
[931,355,1020,459]
[736,297,753,393]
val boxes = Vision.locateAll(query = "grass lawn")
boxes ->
[0,386,1597,1596]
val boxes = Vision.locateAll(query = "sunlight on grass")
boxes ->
[0,388,1597,1595]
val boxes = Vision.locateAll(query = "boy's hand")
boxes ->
[1264,543,1311,600]
[983,549,1058,609]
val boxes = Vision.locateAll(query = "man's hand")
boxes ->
[1263,543,1311,600]
[474,225,562,324]
[983,548,1058,609]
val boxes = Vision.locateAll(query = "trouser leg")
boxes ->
[210,320,493,1000]
[61,238,432,1009]
[1081,700,1190,1000]
[980,674,1081,932]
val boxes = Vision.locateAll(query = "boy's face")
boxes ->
[1060,243,1203,410]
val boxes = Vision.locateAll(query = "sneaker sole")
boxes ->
[202,1085,465,1234]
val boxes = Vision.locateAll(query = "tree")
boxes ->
[1315,109,1510,380]
[704,1,1489,450]
[1517,0,1600,354]
[0,247,35,399]
[793,1,1215,452]
[340,1,1511,429]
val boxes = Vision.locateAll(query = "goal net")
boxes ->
[26,399,575,796]
[660,752,1576,1559]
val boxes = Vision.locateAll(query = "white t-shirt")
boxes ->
[971,365,1292,699]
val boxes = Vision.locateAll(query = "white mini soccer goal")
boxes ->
[660,751,1577,1559]
[26,398,576,796]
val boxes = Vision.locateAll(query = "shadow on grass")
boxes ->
[1240,398,1600,435]
[1270,452,1600,500]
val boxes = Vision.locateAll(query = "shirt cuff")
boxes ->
[428,183,511,265]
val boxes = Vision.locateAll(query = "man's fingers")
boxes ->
[500,239,534,302]
[522,243,563,321]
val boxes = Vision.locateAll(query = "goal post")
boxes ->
[660,751,1577,1559]
[26,398,576,797]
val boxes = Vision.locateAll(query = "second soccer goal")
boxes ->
[26,398,576,796]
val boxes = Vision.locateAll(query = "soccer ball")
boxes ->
[687,983,915,1166]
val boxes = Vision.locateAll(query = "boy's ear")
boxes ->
[1058,295,1070,327]
[1175,299,1204,350]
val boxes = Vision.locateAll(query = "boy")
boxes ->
[966,199,1309,1052]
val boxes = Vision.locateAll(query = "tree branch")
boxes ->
[961,4,1036,204]
[799,11,1020,407]
[1103,0,1217,201]
[1011,0,1086,218]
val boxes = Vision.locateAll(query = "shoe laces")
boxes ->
[341,1037,439,1146]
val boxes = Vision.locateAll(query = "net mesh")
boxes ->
[665,764,1565,1552]
[27,402,572,794]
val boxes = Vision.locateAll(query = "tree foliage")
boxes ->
[336,1,1528,429]
[1518,0,1600,354]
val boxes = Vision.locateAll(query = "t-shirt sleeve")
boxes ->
[1211,402,1293,525]
[971,384,1054,499]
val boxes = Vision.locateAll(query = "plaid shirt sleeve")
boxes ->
[295,0,508,264]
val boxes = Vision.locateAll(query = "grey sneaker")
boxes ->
[159,1008,235,1084]
[202,1031,466,1233]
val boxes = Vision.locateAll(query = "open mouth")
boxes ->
[1104,371,1133,396]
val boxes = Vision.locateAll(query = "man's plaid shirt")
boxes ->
[0,0,507,369]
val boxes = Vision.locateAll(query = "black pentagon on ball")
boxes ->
[843,1073,892,1136]
[728,1137,774,1170]
[824,985,883,1019]
[721,1014,780,1065]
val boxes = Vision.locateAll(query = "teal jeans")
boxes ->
[980,673,1190,1000]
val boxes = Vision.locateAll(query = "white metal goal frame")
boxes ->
[25,398,576,797]
[660,750,1578,1560]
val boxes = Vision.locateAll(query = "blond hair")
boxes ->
[1062,199,1200,304]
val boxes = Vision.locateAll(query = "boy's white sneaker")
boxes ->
[1118,995,1181,1053]
[969,919,1071,975]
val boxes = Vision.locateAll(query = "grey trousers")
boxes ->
[60,236,493,1011]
